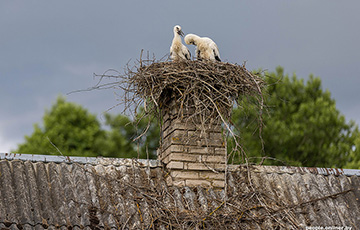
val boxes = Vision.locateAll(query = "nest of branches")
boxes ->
[92,56,265,159]
[124,59,264,126]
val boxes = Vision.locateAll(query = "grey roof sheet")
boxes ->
[0,152,161,167]
[0,153,359,229]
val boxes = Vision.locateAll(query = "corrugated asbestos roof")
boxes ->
[0,153,359,229]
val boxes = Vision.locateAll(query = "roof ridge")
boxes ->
[2,153,359,176]
[0,152,161,168]
[242,164,360,177]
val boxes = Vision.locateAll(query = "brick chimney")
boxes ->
[158,97,226,188]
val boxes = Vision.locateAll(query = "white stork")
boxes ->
[184,34,221,62]
[170,25,191,61]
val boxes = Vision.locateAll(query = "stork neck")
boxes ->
[173,33,182,42]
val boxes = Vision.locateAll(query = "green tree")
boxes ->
[15,96,160,158]
[344,136,360,169]
[232,67,359,168]
[16,96,105,156]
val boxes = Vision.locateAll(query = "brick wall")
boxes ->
[158,98,226,188]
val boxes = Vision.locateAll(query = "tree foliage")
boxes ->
[15,96,159,159]
[16,97,104,156]
[344,136,360,169]
[232,67,359,168]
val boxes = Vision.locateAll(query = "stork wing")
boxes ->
[213,43,221,62]
[183,46,191,60]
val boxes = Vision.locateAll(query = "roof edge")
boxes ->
[0,153,161,168]
[1,153,359,176]
[228,164,360,177]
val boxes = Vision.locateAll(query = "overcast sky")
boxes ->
[1,1,360,153]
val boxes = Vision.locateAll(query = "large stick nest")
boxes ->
[91,57,265,159]
[125,59,264,125]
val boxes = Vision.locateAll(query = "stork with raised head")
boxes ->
[184,34,221,62]
[170,25,191,61]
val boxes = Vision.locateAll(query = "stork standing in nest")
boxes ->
[185,34,221,62]
[170,25,191,61]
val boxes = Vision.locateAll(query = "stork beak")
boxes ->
[178,30,185,37]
